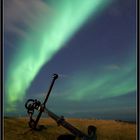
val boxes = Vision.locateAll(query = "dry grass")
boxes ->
[4,117,136,140]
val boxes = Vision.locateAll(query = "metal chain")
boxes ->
[25,99,42,129]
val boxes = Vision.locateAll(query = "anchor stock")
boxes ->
[25,73,58,129]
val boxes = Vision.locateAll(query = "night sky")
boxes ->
[4,0,136,121]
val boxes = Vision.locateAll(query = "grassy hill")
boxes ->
[4,117,136,140]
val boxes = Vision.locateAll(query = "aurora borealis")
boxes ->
[4,0,136,121]
[5,0,111,110]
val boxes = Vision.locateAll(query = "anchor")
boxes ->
[25,74,96,140]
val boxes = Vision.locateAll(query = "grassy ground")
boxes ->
[4,117,136,140]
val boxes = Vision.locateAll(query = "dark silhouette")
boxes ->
[88,125,97,140]
[57,134,76,140]
[25,74,97,140]
[25,74,58,129]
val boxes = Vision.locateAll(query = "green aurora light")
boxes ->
[5,0,112,111]
[66,62,136,101]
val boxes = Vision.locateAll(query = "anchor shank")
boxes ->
[45,108,89,139]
